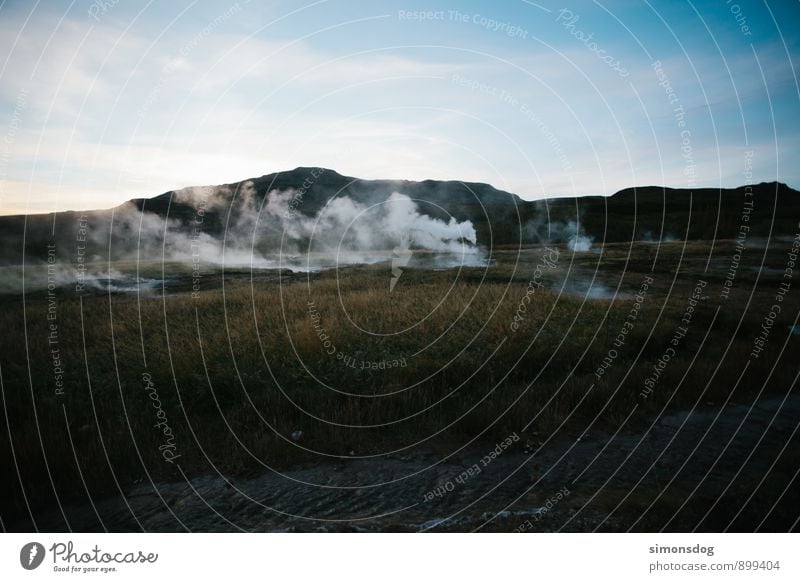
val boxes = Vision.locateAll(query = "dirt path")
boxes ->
[18,394,800,532]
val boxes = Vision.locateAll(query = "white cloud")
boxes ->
[0,5,796,215]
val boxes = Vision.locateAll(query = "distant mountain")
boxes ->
[0,167,797,266]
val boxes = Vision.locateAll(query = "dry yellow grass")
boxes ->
[1,242,797,515]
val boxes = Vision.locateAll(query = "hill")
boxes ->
[0,167,796,265]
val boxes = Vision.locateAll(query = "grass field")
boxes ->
[1,238,798,524]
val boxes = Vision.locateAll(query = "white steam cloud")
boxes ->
[107,183,481,268]
[265,190,478,258]
[3,184,485,293]
[524,214,595,252]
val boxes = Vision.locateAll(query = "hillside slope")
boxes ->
[0,167,796,265]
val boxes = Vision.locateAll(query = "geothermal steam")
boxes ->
[523,207,595,252]
[103,183,481,270]
[6,183,483,293]
[264,190,479,263]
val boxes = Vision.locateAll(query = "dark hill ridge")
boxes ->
[543,182,799,243]
[0,167,797,265]
[130,167,524,228]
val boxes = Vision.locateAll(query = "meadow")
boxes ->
[1,238,798,526]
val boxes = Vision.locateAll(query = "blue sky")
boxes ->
[0,0,797,214]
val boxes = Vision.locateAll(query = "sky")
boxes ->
[0,0,797,214]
